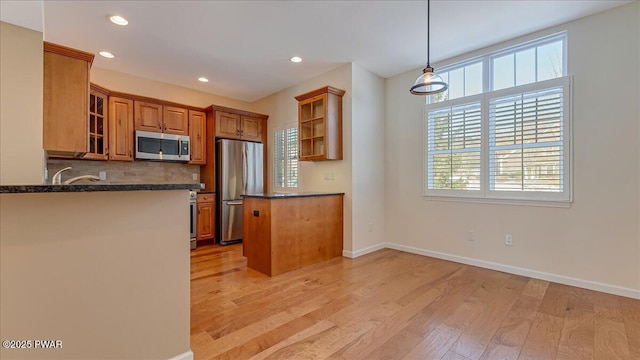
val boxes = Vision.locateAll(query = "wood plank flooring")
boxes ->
[190,244,640,360]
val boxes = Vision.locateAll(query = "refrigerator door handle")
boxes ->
[242,144,248,194]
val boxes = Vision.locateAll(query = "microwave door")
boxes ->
[135,132,162,160]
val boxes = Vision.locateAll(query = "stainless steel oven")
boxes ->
[189,191,197,250]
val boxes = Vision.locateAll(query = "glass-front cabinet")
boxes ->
[295,86,345,161]
[85,86,108,160]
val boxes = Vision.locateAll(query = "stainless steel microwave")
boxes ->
[135,130,190,162]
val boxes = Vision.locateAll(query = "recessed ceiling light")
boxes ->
[198,77,209,83]
[99,51,115,59]
[290,56,302,63]
[109,15,128,26]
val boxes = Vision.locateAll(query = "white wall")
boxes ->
[91,67,253,111]
[351,63,386,253]
[0,22,44,185]
[384,2,640,295]
[252,64,354,251]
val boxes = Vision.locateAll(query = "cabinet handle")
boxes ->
[129,149,133,157]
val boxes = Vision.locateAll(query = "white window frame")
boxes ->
[424,33,572,207]
[273,123,299,191]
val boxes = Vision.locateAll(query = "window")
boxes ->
[274,125,298,189]
[425,33,571,204]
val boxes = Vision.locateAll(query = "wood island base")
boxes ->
[242,193,344,276]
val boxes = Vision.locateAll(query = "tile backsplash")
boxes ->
[47,159,200,184]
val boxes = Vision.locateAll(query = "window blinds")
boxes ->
[427,103,482,190]
[489,87,564,192]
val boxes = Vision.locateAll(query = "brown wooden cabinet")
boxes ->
[214,109,265,141]
[134,102,188,135]
[108,96,134,161]
[134,101,163,132]
[84,86,108,160]
[197,193,215,241]
[295,86,345,161]
[43,42,94,156]
[203,105,269,193]
[240,116,263,142]
[189,110,206,165]
[163,106,189,135]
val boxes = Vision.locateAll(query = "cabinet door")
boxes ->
[197,202,215,240]
[43,51,89,154]
[215,111,241,139]
[134,101,163,132]
[85,89,108,160]
[241,116,263,142]
[189,110,206,164]
[109,97,134,161]
[163,106,189,135]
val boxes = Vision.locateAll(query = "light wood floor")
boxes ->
[190,244,640,360]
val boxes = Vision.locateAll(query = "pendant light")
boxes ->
[410,0,448,95]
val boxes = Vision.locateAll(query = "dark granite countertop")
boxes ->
[0,183,204,194]
[242,192,344,199]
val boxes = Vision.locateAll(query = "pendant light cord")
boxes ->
[427,0,430,67]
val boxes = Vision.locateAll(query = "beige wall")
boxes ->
[384,2,640,295]
[0,191,191,360]
[91,67,253,111]
[0,22,44,185]
[351,64,386,253]
[252,64,354,251]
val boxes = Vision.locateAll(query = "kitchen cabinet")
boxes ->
[108,96,134,161]
[203,105,269,193]
[84,85,108,160]
[163,106,189,135]
[214,108,266,142]
[43,42,94,157]
[134,101,188,135]
[243,193,344,276]
[197,193,215,241]
[189,110,206,165]
[295,86,345,161]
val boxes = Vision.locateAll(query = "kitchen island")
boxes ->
[0,183,200,360]
[242,192,344,276]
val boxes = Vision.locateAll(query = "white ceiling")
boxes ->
[1,0,632,102]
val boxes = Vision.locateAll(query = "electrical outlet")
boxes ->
[505,234,513,246]
[368,223,373,232]
[99,171,107,180]
[466,230,474,241]
[192,173,198,181]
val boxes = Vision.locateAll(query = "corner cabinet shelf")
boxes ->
[295,86,345,161]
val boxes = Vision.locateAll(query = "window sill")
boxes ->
[423,195,572,208]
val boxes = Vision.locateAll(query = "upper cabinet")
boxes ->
[189,110,206,165]
[134,101,188,135]
[43,42,94,157]
[163,106,189,135]
[108,96,134,161]
[213,106,267,142]
[84,85,108,160]
[295,86,345,161]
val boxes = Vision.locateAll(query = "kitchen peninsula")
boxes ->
[242,192,344,276]
[0,183,200,360]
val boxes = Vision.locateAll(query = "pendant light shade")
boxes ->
[410,66,447,95]
[410,0,447,96]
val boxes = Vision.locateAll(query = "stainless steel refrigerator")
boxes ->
[216,139,263,245]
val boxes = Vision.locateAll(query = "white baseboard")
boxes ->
[345,242,640,299]
[385,242,640,299]
[342,243,386,258]
[168,350,193,360]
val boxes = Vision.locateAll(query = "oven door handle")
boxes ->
[227,200,243,206]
